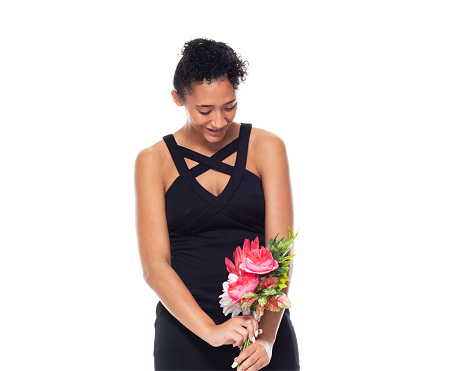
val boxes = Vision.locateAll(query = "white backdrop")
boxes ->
[1,1,464,370]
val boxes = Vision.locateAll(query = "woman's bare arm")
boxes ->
[260,131,294,344]
[135,144,258,348]
[233,129,294,370]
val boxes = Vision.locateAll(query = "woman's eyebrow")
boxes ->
[195,99,237,108]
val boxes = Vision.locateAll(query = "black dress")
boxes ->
[155,124,299,370]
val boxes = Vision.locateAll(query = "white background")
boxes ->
[1,1,464,370]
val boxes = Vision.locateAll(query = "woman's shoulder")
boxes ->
[136,139,169,164]
[135,139,172,182]
[248,126,288,178]
[249,126,287,157]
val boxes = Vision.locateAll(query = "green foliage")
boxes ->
[242,291,258,299]
[240,296,258,312]
[255,277,279,291]
[265,228,298,291]
[275,293,291,309]
[258,296,267,307]
[264,298,280,312]
[261,288,278,296]
[268,227,298,264]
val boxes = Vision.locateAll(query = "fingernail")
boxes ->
[231,361,238,368]
[255,330,258,337]
[252,336,255,343]
[258,329,263,334]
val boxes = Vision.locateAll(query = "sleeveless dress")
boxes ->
[155,123,300,370]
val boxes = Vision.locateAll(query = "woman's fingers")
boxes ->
[239,315,259,343]
[219,315,261,348]
[233,343,260,371]
[232,334,243,348]
[233,341,269,371]
[230,329,246,348]
[234,325,250,345]
[232,343,253,369]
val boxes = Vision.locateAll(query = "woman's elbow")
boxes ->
[141,258,170,285]
[142,266,151,283]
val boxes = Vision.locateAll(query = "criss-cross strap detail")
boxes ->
[179,146,235,176]
[184,138,239,177]
[163,124,252,207]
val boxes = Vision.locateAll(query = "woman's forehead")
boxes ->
[186,79,236,104]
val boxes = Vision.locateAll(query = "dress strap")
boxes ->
[235,123,252,174]
[186,138,238,177]
[163,134,191,178]
[180,147,234,175]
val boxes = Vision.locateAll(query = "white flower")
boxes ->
[218,273,250,317]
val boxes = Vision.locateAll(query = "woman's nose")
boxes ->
[211,112,226,128]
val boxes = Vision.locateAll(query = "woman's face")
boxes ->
[172,77,237,144]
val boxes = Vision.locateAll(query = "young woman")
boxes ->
[135,38,299,370]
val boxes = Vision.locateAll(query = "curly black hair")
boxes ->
[173,38,248,101]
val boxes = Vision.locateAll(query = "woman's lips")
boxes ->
[206,127,225,136]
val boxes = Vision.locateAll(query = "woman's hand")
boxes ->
[205,315,259,348]
[232,338,273,371]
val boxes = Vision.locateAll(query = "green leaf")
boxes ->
[264,297,280,312]
[282,254,297,260]
[255,277,279,292]
[242,291,258,299]
[261,288,278,296]
[275,294,292,309]
[241,296,259,311]
[258,296,268,307]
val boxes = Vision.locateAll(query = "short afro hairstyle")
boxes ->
[173,38,248,101]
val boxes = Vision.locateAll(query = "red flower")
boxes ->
[240,247,279,275]
[227,273,260,304]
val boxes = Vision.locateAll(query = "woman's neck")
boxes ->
[179,121,240,155]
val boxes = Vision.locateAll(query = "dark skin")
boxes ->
[135,78,294,370]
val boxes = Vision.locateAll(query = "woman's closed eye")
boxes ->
[198,103,236,115]
[224,102,237,111]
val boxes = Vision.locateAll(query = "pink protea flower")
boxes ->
[240,246,279,275]
[225,237,261,276]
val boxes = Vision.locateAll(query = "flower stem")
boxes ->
[237,339,252,370]
[241,338,251,351]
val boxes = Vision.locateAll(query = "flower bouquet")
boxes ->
[219,228,297,352]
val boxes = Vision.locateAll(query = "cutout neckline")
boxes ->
[163,123,252,202]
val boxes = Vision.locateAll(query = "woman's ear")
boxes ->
[171,90,184,107]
